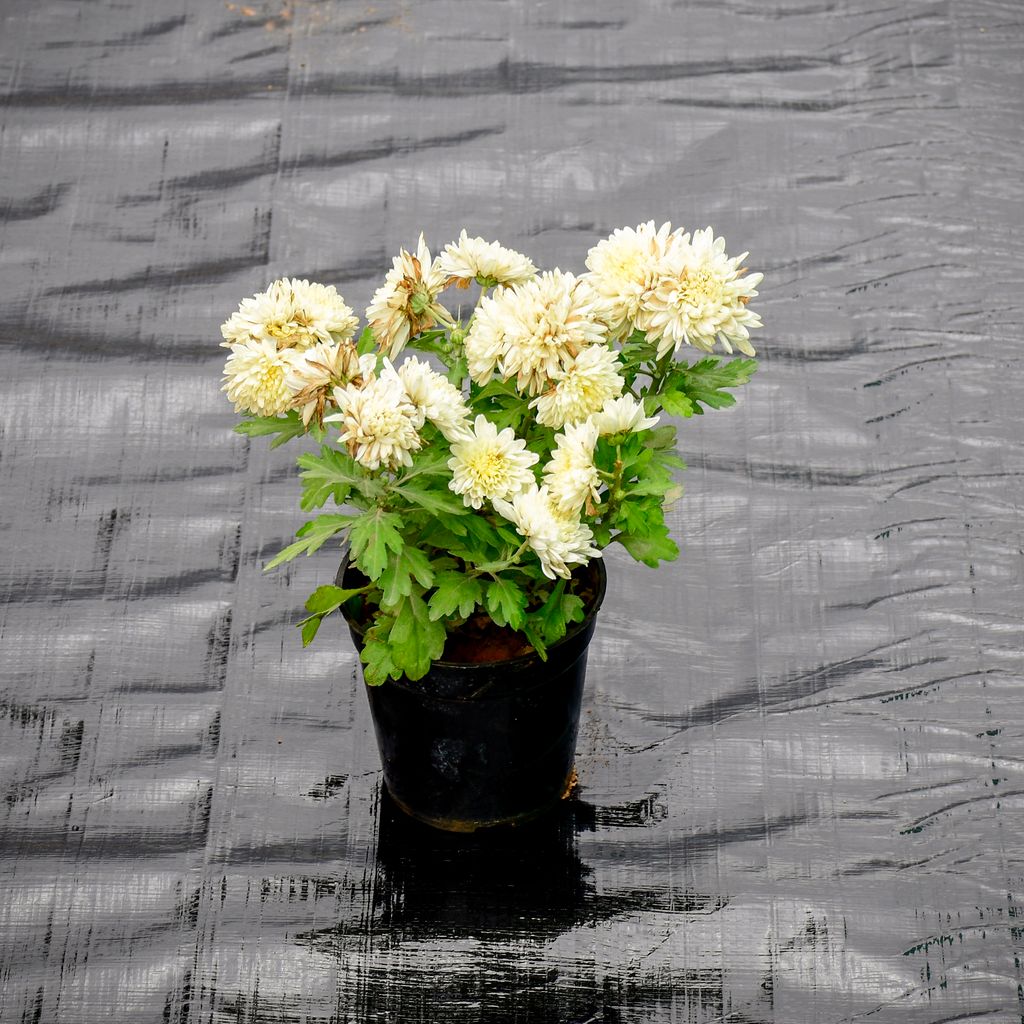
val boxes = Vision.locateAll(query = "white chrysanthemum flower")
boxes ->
[582,221,678,340]
[220,278,359,351]
[284,340,364,426]
[543,419,602,516]
[464,270,609,395]
[438,230,538,289]
[463,285,510,386]
[447,415,539,510]
[324,374,422,471]
[591,394,660,436]
[365,234,452,359]
[357,352,379,381]
[396,355,472,442]
[222,338,303,416]
[638,227,763,359]
[492,485,601,580]
[531,344,624,428]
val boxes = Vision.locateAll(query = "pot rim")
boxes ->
[340,556,608,673]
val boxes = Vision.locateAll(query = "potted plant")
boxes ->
[219,222,763,831]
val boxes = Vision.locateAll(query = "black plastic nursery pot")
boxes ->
[340,559,607,833]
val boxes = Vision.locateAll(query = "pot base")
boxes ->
[386,765,579,833]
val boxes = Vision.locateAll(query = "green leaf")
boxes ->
[626,460,674,498]
[395,450,452,483]
[457,513,510,562]
[304,584,366,616]
[677,357,758,413]
[472,378,521,403]
[301,616,323,647]
[447,355,468,386]
[297,447,368,510]
[296,585,367,648]
[234,410,312,449]
[263,514,355,571]
[428,572,484,621]
[380,547,436,608]
[388,593,447,680]
[528,579,585,649]
[356,326,377,356]
[349,508,404,579]
[521,620,548,661]
[431,511,469,538]
[394,479,470,516]
[361,620,401,685]
[645,425,678,451]
[471,379,532,432]
[616,526,680,567]
[484,577,528,630]
[620,327,659,359]
[615,496,658,535]
[659,389,694,418]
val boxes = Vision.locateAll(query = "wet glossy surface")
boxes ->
[2,1,1024,1021]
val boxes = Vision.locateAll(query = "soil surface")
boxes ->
[441,616,535,663]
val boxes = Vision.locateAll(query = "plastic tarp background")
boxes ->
[1,1,1023,1021]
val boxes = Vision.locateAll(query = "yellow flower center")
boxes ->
[611,250,648,284]
[466,447,511,491]
[265,308,315,346]
[257,363,285,401]
[556,367,602,411]
[678,266,723,306]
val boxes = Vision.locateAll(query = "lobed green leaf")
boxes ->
[428,573,483,621]
[484,577,529,630]
[528,580,585,649]
[297,447,367,510]
[380,547,436,609]
[394,479,470,516]
[387,593,447,680]
[676,357,758,414]
[659,389,694,419]
[348,508,404,579]
[234,410,315,449]
[304,584,367,616]
[263,514,355,571]
[616,525,680,567]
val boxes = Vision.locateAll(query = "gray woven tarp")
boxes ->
[2,1,1023,1021]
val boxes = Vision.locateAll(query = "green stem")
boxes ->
[472,540,531,578]
[596,444,625,529]
[647,351,676,394]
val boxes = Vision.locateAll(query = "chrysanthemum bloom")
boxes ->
[285,340,364,427]
[638,227,763,359]
[365,235,452,359]
[590,394,660,436]
[447,415,539,510]
[462,286,510,386]
[464,270,609,395]
[437,230,537,290]
[542,419,602,516]
[396,356,472,442]
[531,344,624,428]
[220,278,359,351]
[582,221,678,340]
[325,374,423,471]
[492,485,601,580]
[222,338,303,416]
